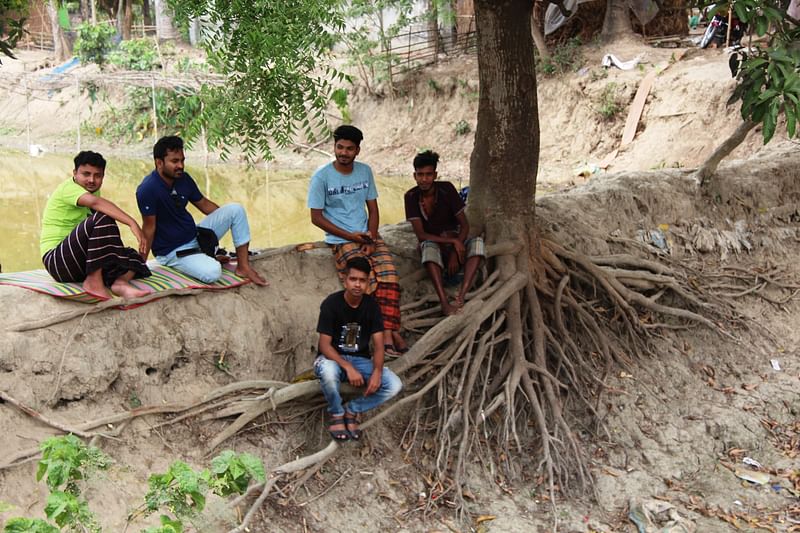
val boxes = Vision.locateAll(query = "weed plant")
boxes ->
[536,37,583,76]
[596,82,623,121]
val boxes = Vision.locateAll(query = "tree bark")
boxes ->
[155,0,179,40]
[469,0,539,241]
[123,0,133,40]
[47,0,71,62]
[694,119,756,187]
[79,0,89,22]
[531,7,549,60]
[142,0,153,27]
[601,0,634,40]
[427,0,439,61]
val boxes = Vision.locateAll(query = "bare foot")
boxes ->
[111,280,150,299]
[215,254,231,264]
[391,331,408,352]
[441,301,461,316]
[454,294,466,308]
[82,278,112,300]
[236,265,269,286]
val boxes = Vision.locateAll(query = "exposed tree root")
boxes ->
[4,234,751,530]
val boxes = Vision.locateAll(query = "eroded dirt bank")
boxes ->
[1,144,799,531]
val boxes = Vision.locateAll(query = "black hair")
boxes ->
[153,135,184,160]
[73,151,106,170]
[413,150,439,170]
[333,125,364,146]
[346,256,371,277]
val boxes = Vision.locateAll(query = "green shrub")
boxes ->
[108,38,160,71]
[454,119,470,136]
[73,22,116,67]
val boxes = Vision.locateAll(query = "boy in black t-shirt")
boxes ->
[315,257,403,441]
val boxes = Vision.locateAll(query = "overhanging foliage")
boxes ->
[166,0,346,160]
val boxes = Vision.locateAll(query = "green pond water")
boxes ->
[0,149,411,273]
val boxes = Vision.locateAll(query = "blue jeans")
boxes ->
[314,354,403,416]
[156,203,251,283]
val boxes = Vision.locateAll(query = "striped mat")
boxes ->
[0,262,249,305]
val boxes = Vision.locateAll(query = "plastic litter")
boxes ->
[628,498,696,533]
[742,457,762,469]
[637,228,670,252]
[574,163,600,178]
[602,53,644,70]
[770,359,781,371]
[734,468,770,485]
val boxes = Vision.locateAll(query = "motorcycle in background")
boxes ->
[699,7,747,49]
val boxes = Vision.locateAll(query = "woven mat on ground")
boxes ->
[0,262,248,305]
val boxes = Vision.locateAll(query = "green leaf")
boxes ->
[734,2,748,22]
[757,88,779,103]
[755,16,768,37]
[159,514,184,532]
[239,453,266,483]
[3,517,60,533]
[786,104,797,138]
[763,99,780,143]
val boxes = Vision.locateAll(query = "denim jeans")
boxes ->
[156,203,251,283]
[314,354,403,416]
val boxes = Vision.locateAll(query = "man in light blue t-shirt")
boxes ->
[307,125,407,356]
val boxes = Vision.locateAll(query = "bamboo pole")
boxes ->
[24,67,31,151]
[75,76,81,151]
[150,75,158,144]
[726,4,733,47]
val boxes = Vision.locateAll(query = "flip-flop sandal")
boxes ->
[344,412,361,441]
[328,415,350,442]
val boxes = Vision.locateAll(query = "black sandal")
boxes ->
[328,414,350,442]
[344,412,361,441]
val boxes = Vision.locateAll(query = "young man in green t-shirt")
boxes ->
[40,151,151,299]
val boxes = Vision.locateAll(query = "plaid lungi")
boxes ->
[332,239,401,331]
[42,212,151,287]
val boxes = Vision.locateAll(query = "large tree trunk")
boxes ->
[47,0,71,62]
[601,0,634,40]
[142,0,153,27]
[123,0,133,40]
[427,0,439,61]
[155,0,179,40]
[79,0,89,22]
[469,0,539,241]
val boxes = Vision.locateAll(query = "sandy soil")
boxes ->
[0,41,799,532]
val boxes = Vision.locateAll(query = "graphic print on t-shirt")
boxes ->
[338,322,362,353]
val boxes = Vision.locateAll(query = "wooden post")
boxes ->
[726,4,733,47]
[407,31,411,69]
[151,76,158,143]
[201,102,210,197]
[24,71,32,151]
[75,76,81,151]
[265,163,273,246]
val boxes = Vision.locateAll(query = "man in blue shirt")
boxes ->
[307,125,406,356]
[136,136,267,286]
